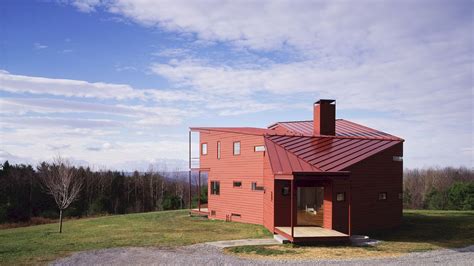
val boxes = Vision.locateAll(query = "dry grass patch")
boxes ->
[226,244,402,260]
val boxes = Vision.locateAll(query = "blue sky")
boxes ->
[0,0,472,170]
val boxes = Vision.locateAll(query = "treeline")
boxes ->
[403,167,473,210]
[0,161,207,223]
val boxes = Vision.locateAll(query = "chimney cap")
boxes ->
[315,99,335,104]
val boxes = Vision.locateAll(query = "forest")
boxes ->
[0,160,207,225]
[0,160,472,225]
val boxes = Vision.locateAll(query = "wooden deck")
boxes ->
[190,208,209,216]
[274,226,349,243]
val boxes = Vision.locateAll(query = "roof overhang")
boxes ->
[293,171,350,180]
[275,171,350,180]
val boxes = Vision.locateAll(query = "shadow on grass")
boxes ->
[369,210,474,250]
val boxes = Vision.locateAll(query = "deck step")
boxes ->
[274,234,290,244]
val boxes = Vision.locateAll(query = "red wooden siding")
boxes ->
[274,180,291,227]
[323,182,332,229]
[200,131,266,225]
[263,155,275,231]
[331,179,349,233]
[345,142,403,233]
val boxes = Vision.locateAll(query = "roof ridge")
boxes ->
[264,133,403,141]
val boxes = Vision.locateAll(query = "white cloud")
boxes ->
[0,70,144,100]
[16,0,474,168]
[34,42,48,49]
[70,0,101,13]
[152,48,191,58]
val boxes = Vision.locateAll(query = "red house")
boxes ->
[189,99,404,243]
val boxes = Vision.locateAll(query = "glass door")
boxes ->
[296,186,324,226]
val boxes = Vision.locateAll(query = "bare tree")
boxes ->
[39,156,83,233]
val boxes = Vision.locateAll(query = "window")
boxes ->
[217,141,221,159]
[393,156,403,162]
[282,186,290,196]
[336,192,345,202]
[254,145,265,152]
[233,181,242,188]
[231,213,241,218]
[251,182,264,191]
[210,181,220,195]
[210,210,216,216]
[399,192,403,200]
[379,192,387,200]
[201,143,208,155]
[233,141,241,155]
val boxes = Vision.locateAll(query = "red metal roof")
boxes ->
[264,137,322,175]
[189,126,301,136]
[265,135,401,173]
[268,119,403,141]
[192,119,402,175]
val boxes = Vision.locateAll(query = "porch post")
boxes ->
[348,179,351,236]
[188,130,192,210]
[290,179,294,239]
[198,170,201,211]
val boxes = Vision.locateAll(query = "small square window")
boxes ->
[233,181,242,188]
[233,141,241,155]
[336,192,345,202]
[254,145,265,152]
[210,210,216,216]
[393,156,403,162]
[379,192,387,200]
[201,143,208,155]
[282,186,290,196]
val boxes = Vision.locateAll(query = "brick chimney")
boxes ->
[313,99,336,136]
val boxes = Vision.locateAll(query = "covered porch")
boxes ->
[275,226,348,242]
[274,171,351,243]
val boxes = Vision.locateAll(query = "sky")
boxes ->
[0,0,472,171]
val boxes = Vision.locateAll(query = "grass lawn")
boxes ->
[0,210,271,265]
[226,210,474,260]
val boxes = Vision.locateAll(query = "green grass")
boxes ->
[372,209,474,251]
[2,210,473,264]
[0,210,271,265]
[227,210,474,259]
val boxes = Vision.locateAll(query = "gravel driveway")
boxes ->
[52,244,474,265]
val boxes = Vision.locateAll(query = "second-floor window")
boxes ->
[201,143,208,155]
[217,141,221,159]
[233,141,241,155]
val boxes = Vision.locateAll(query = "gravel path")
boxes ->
[52,244,474,265]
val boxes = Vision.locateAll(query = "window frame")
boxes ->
[254,145,266,152]
[233,141,241,156]
[201,142,208,156]
[378,192,387,201]
[336,192,345,202]
[233,181,242,188]
[251,182,264,191]
[210,181,220,195]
